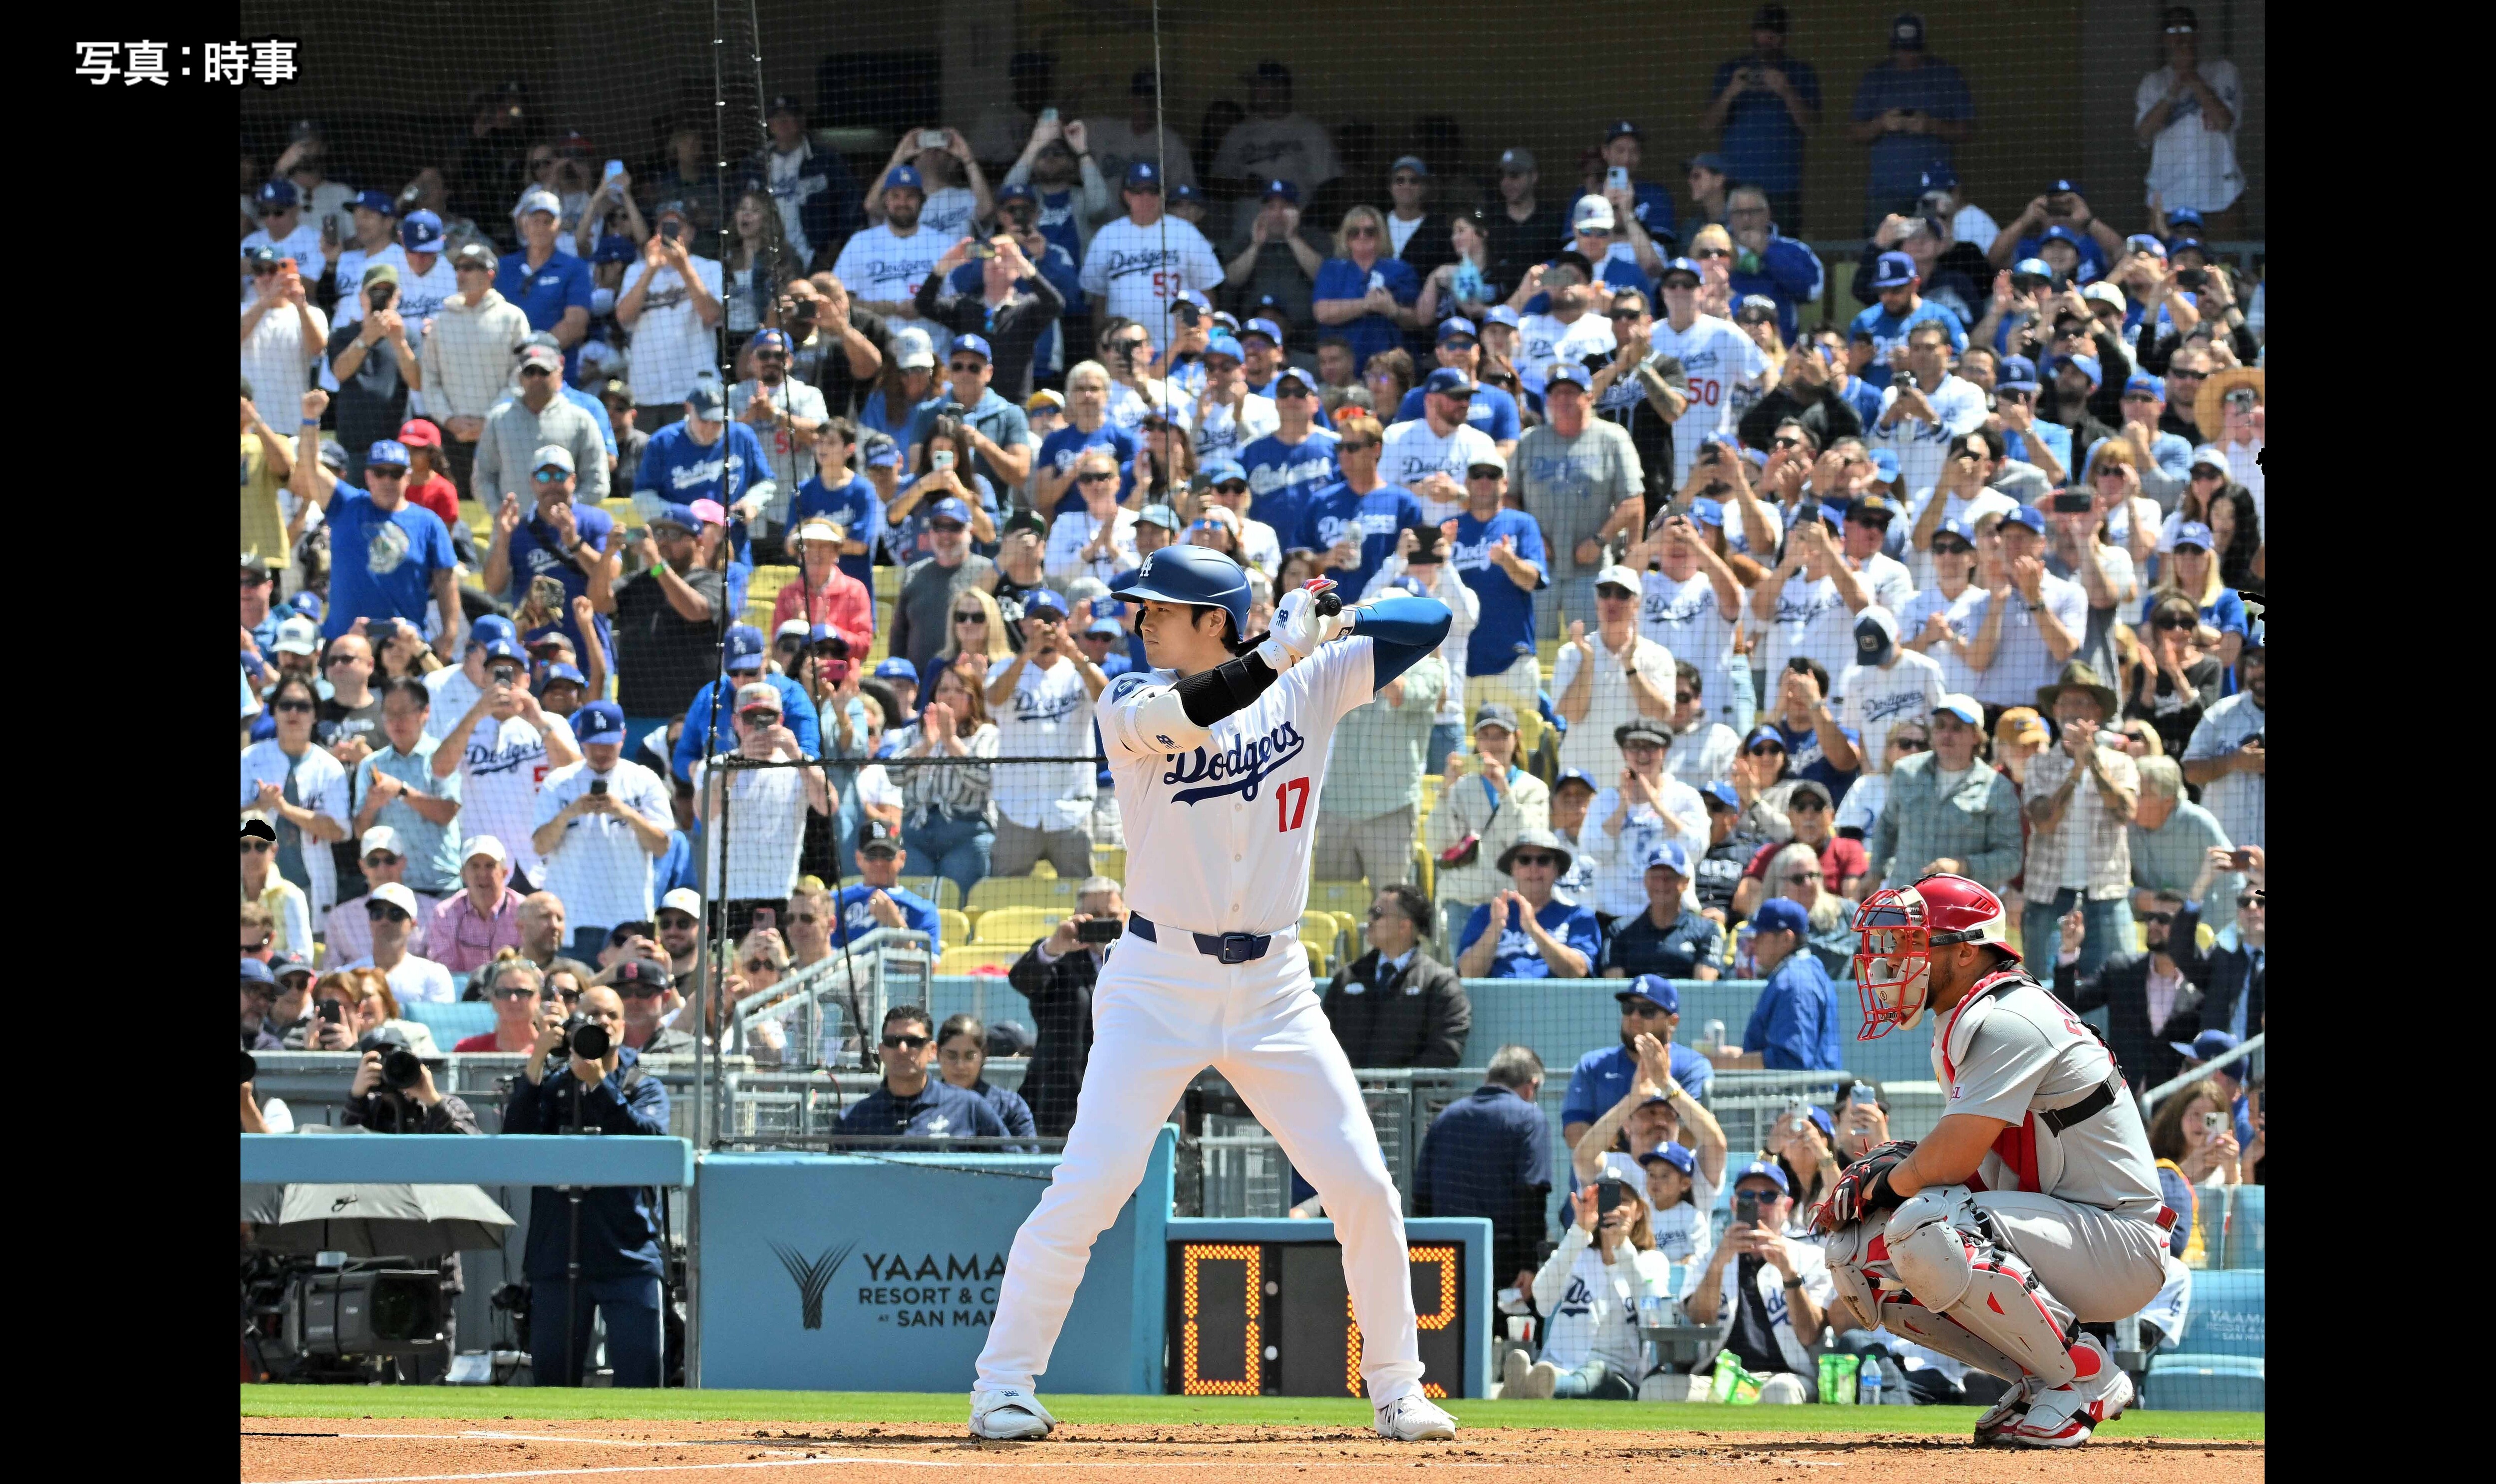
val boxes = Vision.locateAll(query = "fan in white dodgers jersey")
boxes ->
[968,546,1459,1445]
[1079,162,1224,356]
[1646,257,1770,491]
[1812,874,2173,1449]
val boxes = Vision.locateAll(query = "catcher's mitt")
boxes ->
[1811,1140,1917,1232]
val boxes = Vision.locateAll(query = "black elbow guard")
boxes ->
[1173,650,1280,727]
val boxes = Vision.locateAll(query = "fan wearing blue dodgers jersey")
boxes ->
[1295,414,1423,602]
[969,545,1457,1444]
[1239,364,1340,548]
[1393,318,1523,450]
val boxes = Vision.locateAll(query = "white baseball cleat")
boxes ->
[968,1387,1058,1441]
[1970,1376,2039,1447]
[2005,1336,2133,1449]
[1373,1394,1458,1441]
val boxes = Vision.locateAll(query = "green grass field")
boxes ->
[240,1386,2263,1441]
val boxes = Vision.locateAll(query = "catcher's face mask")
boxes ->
[1852,889,1936,1040]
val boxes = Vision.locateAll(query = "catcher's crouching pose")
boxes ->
[1811,874,2175,1449]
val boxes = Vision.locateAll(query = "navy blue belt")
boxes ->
[1127,913,1273,964]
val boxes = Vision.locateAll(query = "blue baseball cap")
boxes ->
[1752,897,1809,935]
[1615,974,1681,1013]
[288,590,324,621]
[1021,587,1068,618]
[1657,256,1704,286]
[883,164,926,193]
[540,661,587,688]
[349,188,396,216]
[365,440,411,470]
[1812,501,1847,532]
[1260,178,1299,203]
[1803,1105,1837,1139]
[592,233,635,265]
[1438,316,1479,344]
[1241,317,1284,345]
[2169,236,2208,258]
[2038,224,2086,251]
[1688,496,1726,529]
[2126,233,2169,260]
[1482,305,1522,329]
[723,625,767,670]
[1936,516,1978,546]
[399,210,446,253]
[468,615,518,650]
[1084,617,1126,639]
[863,438,901,470]
[806,623,850,653]
[650,501,702,535]
[244,244,282,270]
[2166,520,2215,553]
[2056,352,2103,388]
[2125,371,2165,399]
[1123,160,1163,190]
[1997,354,2042,393]
[874,656,920,684]
[747,327,792,356]
[1174,288,1212,314]
[1169,182,1202,205]
[1933,693,1983,725]
[1423,366,1478,397]
[1918,164,1957,192]
[928,496,972,526]
[1640,840,1694,878]
[995,181,1037,206]
[1553,766,1597,794]
[2174,1028,2242,1063]
[1203,333,1244,363]
[951,333,993,363]
[1546,362,1592,390]
[573,700,626,743]
[1700,779,1740,811]
[1733,1159,1791,1194]
[2011,257,2055,284]
[1870,251,1918,290]
[1200,456,1248,486]
[2001,504,2049,536]
[2166,206,2206,230]
[1639,1142,1698,1176]
[257,179,299,210]
[1867,449,1900,484]
[241,957,276,987]
[479,637,525,663]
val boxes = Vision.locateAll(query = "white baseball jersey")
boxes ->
[1871,374,1988,504]
[1378,418,1498,524]
[1094,636,1383,935]
[1646,314,1769,489]
[1581,778,1710,919]
[1185,392,1279,463]
[1078,215,1224,352]
[1830,649,1946,766]
[986,654,1099,831]
[1899,483,2017,590]
[1935,969,2164,1220]
[1638,569,1746,732]
[1852,550,1919,615]
[830,223,951,345]
[1755,573,1858,685]
[1895,583,1989,697]
[1517,312,1616,399]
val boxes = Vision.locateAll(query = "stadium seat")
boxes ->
[2220,1186,2265,1270]
[1306,881,1374,920]
[1418,775,1441,817]
[744,564,798,628]
[906,876,963,912]
[967,875,1082,915]
[1300,909,1346,960]
[974,905,1064,946]
[1092,846,1127,883]
[938,945,1026,975]
[936,908,972,948]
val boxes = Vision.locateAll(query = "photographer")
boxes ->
[343,1025,481,1134]
[1007,878,1124,1138]
[1685,1161,1831,1404]
[501,984,671,1388]
[1507,1172,1672,1401]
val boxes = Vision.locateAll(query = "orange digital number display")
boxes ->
[1343,1245,1456,1398]
[1175,1243,1261,1396]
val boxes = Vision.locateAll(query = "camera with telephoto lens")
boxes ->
[556,1014,613,1062]
[379,1046,425,1091]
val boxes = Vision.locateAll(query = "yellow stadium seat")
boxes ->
[744,564,799,628]
[1092,847,1127,884]
[1419,774,1442,816]
[967,874,1083,915]
[906,876,963,912]
[939,945,1026,975]
[1306,880,1374,920]
[1300,909,1346,960]
[1332,910,1362,954]
[974,905,1066,946]
[936,908,972,948]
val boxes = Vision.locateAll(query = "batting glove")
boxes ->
[1256,580,1347,669]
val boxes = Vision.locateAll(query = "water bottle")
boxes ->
[1857,1357,1883,1407]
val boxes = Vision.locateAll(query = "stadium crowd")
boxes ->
[242,6,2263,1400]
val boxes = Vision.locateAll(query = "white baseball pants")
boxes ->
[974,927,1426,1404]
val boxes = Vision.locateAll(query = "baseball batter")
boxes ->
[968,545,1458,1443]
[1810,874,2172,1448]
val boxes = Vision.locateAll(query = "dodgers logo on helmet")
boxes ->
[1107,544,1251,633]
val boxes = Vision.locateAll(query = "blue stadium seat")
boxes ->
[2146,1267,2264,1412]
[402,1001,494,1043]
[2221,1186,2265,1269]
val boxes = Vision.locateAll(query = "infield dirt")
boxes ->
[242,1414,2264,1484]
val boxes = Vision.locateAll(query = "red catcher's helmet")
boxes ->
[1850,873,2016,1040]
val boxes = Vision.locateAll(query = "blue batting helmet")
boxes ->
[1108,544,1251,637]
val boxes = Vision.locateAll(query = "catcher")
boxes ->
[1811,873,2174,1448]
